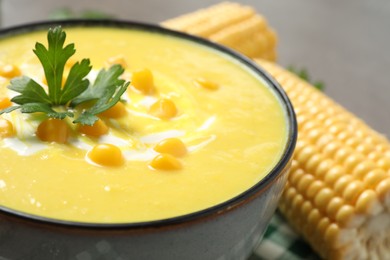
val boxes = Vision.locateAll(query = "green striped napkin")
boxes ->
[249,211,321,260]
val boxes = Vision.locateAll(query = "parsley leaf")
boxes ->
[20,103,73,119]
[59,58,91,104]
[71,64,129,125]
[74,81,129,125]
[71,64,125,106]
[288,65,325,91]
[0,26,129,126]
[49,8,114,20]
[8,76,51,104]
[33,27,83,105]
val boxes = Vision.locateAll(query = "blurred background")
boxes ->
[1,0,390,135]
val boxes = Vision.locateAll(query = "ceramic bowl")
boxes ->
[0,20,297,260]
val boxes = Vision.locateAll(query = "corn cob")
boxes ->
[256,59,390,260]
[166,3,390,258]
[161,2,277,61]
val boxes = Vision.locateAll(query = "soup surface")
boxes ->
[0,27,287,223]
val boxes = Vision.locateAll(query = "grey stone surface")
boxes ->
[1,0,390,134]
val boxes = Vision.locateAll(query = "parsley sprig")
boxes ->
[0,26,129,125]
[287,65,325,91]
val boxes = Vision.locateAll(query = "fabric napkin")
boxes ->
[250,212,321,260]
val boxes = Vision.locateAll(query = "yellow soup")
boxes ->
[0,27,287,223]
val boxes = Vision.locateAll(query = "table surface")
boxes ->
[1,1,389,259]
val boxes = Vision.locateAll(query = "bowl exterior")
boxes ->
[0,159,291,260]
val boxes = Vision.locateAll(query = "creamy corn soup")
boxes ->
[0,27,287,223]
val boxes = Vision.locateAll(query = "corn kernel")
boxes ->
[300,201,313,221]
[306,180,324,199]
[324,223,340,248]
[352,161,376,179]
[292,200,306,230]
[0,118,15,138]
[315,217,330,242]
[306,129,322,144]
[36,118,70,144]
[322,142,340,157]
[149,153,182,171]
[377,157,390,170]
[342,181,364,203]
[291,194,304,215]
[323,166,344,186]
[289,168,304,186]
[306,209,321,236]
[305,153,321,173]
[149,98,178,120]
[297,174,314,193]
[296,146,314,164]
[334,148,351,164]
[334,175,353,195]
[343,154,363,173]
[78,119,109,137]
[154,138,187,157]
[326,197,344,220]
[355,189,381,215]
[327,249,345,260]
[194,78,219,90]
[284,186,296,200]
[335,205,354,228]
[131,69,155,95]
[375,178,390,204]
[314,188,334,211]
[314,160,332,180]
[99,102,127,118]
[363,169,387,188]
[0,64,21,78]
[290,160,299,171]
[106,55,128,68]
[88,143,124,167]
[0,97,12,109]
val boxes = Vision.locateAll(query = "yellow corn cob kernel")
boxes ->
[255,59,390,260]
[161,2,277,61]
